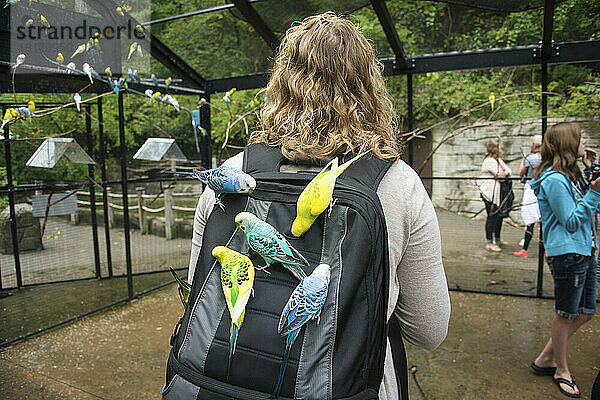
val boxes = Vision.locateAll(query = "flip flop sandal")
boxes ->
[554,377,581,398]
[530,362,557,376]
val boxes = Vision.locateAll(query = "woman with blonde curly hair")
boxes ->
[188,12,449,399]
[250,12,400,161]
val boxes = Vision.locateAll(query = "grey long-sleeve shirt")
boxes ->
[187,152,450,399]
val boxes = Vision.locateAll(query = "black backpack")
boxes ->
[164,143,408,400]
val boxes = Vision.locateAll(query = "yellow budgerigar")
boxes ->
[212,245,255,379]
[3,109,12,124]
[127,42,137,60]
[291,149,371,237]
[56,53,64,70]
[40,14,49,29]
[1,108,19,133]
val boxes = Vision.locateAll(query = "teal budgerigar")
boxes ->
[235,211,308,281]
[272,264,330,398]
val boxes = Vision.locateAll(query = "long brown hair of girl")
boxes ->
[533,122,582,181]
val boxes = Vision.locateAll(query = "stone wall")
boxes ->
[0,204,44,254]
[429,117,600,223]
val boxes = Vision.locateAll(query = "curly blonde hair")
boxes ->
[249,12,401,161]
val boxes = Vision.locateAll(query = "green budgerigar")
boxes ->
[291,149,371,237]
[212,246,255,379]
[235,211,308,281]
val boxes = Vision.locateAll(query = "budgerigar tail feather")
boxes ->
[171,171,195,178]
[227,323,240,380]
[169,267,190,306]
[283,263,307,281]
[171,170,208,184]
[272,331,298,398]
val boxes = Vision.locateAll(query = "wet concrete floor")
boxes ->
[1,285,598,399]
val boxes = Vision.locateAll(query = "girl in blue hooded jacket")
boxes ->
[530,122,600,398]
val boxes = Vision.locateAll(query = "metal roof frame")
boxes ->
[2,0,599,95]
[231,0,280,51]
[369,0,411,71]
[81,0,208,90]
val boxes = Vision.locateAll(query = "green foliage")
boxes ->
[554,76,600,117]
[0,166,10,208]
[209,88,264,162]
[364,0,600,127]
[2,0,599,183]
[149,0,274,79]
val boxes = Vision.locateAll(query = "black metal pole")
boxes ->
[117,93,134,299]
[97,97,113,278]
[407,73,414,167]
[3,123,22,288]
[536,63,548,298]
[86,105,101,279]
[200,93,212,169]
[0,107,3,292]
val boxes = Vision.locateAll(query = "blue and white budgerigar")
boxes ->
[174,166,256,211]
[212,245,255,379]
[272,264,331,398]
[73,93,81,112]
[82,63,93,84]
[66,62,76,73]
[127,68,139,82]
[13,54,25,69]
[14,101,35,118]
[110,79,121,95]
[235,212,308,281]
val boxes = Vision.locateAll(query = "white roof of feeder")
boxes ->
[133,138,188,161]
[26,138,96,168]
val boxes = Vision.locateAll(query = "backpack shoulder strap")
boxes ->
[337,152,393,192]
[243,143,288,175]
[388,317,409,400]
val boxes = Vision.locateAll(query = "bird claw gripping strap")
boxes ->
[165,144,407,400]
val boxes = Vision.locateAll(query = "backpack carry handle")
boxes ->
[244,143,394,193]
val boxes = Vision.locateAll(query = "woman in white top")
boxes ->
[513,134,542,257]
[478,139,512,252]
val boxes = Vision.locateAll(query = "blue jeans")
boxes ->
[546,253,598,319]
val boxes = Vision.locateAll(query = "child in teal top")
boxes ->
[530,122,599,399]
